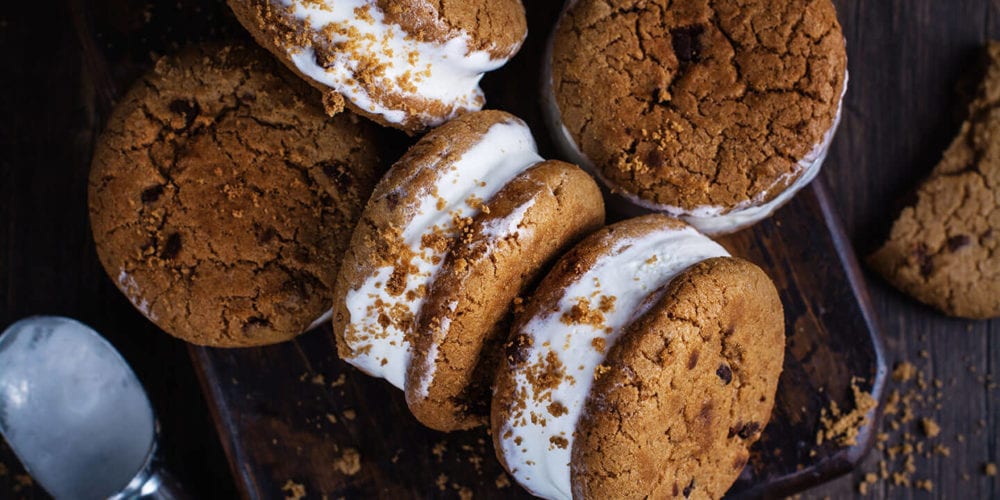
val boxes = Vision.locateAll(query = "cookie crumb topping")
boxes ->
[496,221,729,499]
[339,117,541,389]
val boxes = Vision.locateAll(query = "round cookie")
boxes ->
[572,257,785,499]
[491,214,784,499]
[332,110,545,389]
[405,160,604,432]
[544,0,847,234]
[228,0,528,133]
[89,44,382,347]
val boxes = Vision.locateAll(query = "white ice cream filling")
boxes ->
[280,0,512,126]
[498,225,730,500]
[342,120,543,390]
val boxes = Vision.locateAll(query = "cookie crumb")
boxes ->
[915,479,933,492]
[920,418,940,438]
[985,462,998,476]
[892,362,917,382]
[436,473,448,491]
[281,479,306,500]
[333,448,361,475]
[432,441,447,462]
[342,409,356,420]
[310,374,325,385]
[816,378,877,446]
[495,473,511,489]
[325,413,337,424]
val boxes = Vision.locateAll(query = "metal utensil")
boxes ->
[0,316,186,499]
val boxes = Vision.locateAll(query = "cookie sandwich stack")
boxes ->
[83,0,854,498]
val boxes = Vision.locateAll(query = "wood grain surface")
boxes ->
[0,0,997,499]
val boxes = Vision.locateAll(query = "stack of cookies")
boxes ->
[87,0,852,497]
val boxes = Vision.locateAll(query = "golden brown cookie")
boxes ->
[869,42,1000,319]
[228,0,528,133]
[544,0,847,234]
[88,44,381,347]
[572,257,785,499]
[332,110,545,390]
[491,214,784,499]
[405,160,604,432]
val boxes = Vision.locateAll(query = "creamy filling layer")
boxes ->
[280,0,511,126]
[498,226,730,500]
[342,120,543,390]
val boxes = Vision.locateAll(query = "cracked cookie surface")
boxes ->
[869,42,1000,319]
[571,257,784,499]
[88,43,382,347]
[550,0,846,212]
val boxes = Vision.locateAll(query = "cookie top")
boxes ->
[547,0,847,230]
[228,0,528,132]
[333,110,543,389]
[572,257,785,499]
[405,160,604,432]
[491,215,732,499]
[89,44,381,347]
[869,42,1000,319]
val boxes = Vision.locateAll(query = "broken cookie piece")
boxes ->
[869,42,1000,319]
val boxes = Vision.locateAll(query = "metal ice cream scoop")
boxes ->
[0,316,186,499]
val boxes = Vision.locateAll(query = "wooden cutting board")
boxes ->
[188,3,888,499]
[68,0,888,497]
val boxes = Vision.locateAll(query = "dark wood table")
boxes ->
[0,0,996,499]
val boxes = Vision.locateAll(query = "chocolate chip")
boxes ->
[733,454,748,470]
[914,243,933,277]
[141,185,164,203]
[737,421,761,439]
[506,334,533,365]
[687,349,700,370]
[672,483,679,496]
[671,25,705,64]
[321,161,354,191]
[716,363,733,385]
[257,226,276,244]
[645,148,666,169]
[168,99,199,130]
[293,246,312,264]
[682,479,695,498]
[160,233,182,260]
[947,234,971,251]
